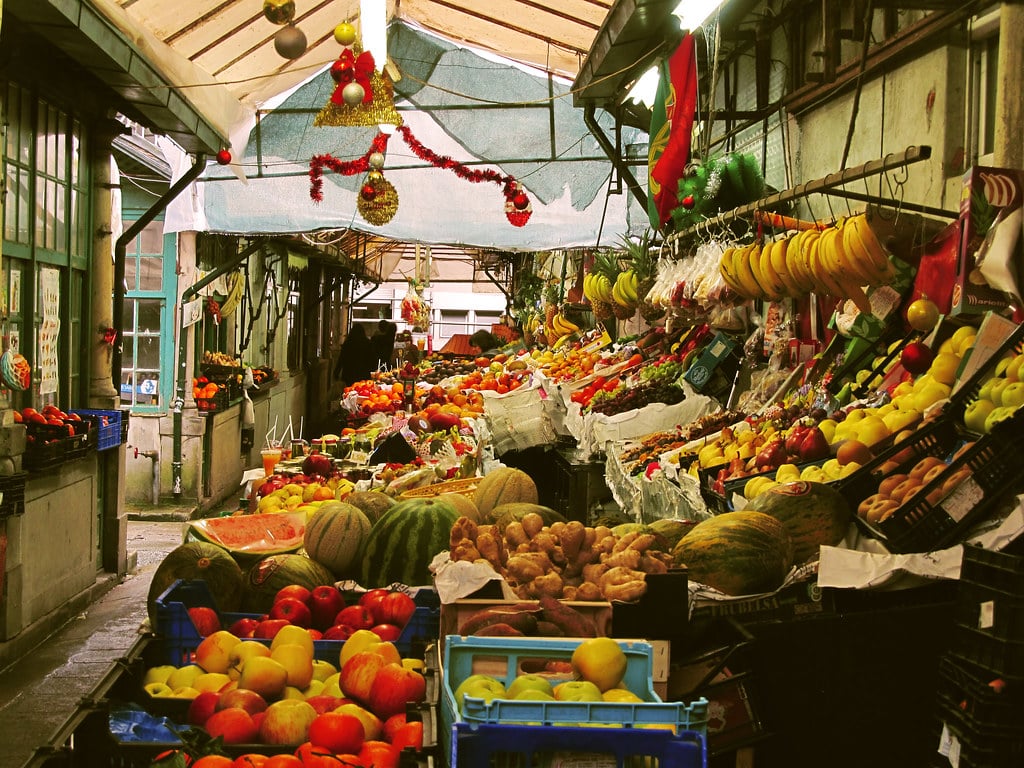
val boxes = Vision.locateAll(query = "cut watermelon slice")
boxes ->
[189,511,305,555]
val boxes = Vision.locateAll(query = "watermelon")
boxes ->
[188,511,305,557]
[147,541,244,627]
[745,480,852,563]
[671,511,795,597]
[241,553,337,613]
[303,501,371,577]
[358,497,461,588]
[473,467,538,518]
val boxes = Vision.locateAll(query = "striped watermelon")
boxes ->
[241,553,337,612]
[303,501,371,578]
[358,497,461,588]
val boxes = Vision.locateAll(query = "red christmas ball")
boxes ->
[682,195,695,209]
[900,341,935,375]
[361,184,377,200]
[330,59,351,83]
[512,192,530,210]
[216,149,232,165]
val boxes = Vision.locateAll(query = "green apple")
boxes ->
[513,689,556,701]
[1006,354,1024,382]
[453,674,506,714]
[1000,382,1024,410]
[984,405,1017,434]
[506,673,554,699]
[553,680,604,701]
[963,398,996,434]
[977,375,1002,402]
[988,378,1010,407]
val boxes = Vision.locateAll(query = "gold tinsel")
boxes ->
[314,69,404,128]
[358,177,399,225]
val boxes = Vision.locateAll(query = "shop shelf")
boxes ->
[154,579,439,664]
[0,471,27,518]
[71,409,125,451]
[838,411,1024,553]
[956,545,1024,642]
[450,722,707,768]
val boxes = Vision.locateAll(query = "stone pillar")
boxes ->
[994,3,1024,168]
[90,125,121,408]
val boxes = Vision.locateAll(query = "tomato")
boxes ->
[602,378,619,392]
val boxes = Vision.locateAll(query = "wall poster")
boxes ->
[38,267,60,395]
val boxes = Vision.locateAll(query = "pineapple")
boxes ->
[622,230,664,324]
[589,249,620,322]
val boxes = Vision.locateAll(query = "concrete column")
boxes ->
[994,3,1024,168]
[89,129,121,407]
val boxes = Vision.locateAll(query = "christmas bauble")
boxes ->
[330,59,350,83]
[333,23,357,46]
[361,184,377,200]
[682,195,695,209]
[216,149,232,166]
[368,152,386,170]
[274,25,307,60]
[513,192,530,210]
[906,297,940,332]
[263,0,296,25]
[342,82,365,106]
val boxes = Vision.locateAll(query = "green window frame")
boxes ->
[120,216,175,411]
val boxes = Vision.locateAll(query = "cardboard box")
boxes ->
[953,165,1021,317]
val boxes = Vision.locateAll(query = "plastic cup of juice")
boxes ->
[261,446,283,475]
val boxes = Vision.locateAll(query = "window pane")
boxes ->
[55,179,66,253]
[122,335,135,363]
[137,299,162,333]
[18,88,31,165]
[137,336,161,369]
[17,168,30,243]
[139,222,164,254]
[139,256,162,291]
[120,371,136,403]
[125,256,138,291]
[135,372,160,405]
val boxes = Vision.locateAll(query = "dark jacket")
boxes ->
[371,320,398,371]
[335,325,375,384]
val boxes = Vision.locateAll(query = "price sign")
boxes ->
[183,299,203,328]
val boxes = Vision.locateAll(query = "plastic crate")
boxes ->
[937,689,1024,768]
[946,320,1024,430]
[937,654,1024,730]
[951,624,1024,682]
[0,471,27,518]
[154,579,439,665]
[71,409,124,451]
[957,545,1024,641]
[441,635,707,736]
[195,389,230,413]
[451,722,707,768]
[24,423,87,471]
[838,411,1024,553]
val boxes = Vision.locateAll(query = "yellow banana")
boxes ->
[732,243,767,299]
[784,231,818,295]
[219,270,244,318]
[824,221,877,286]
[768,236,802,298]
[756,240,788,300]
[746,242,779,300]
[595,275,614,303]
[617,270,638,304]
[813,228,872,313]
[844,215,894,284]
[718,247,748,297]
[628,270,640,302]
[583,273,597,303]
[849,213,896,281]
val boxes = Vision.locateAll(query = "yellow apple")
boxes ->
[271,642,315,689]
[169,686,200,700]
[988,378,1011,407]
[949,326,978,355]
[913,382,952,412]
[821,459,842,480]
[571,637,627,692]
[882,408,921,434]
[963,398,996,434]
[1005,354,1024,382]
[271,624,315,657]
[332,702,383,740]
[166,664,205,691]
[839,461,862,478]
[1000,382,1024,409]
[302,483,321,503]
[193,672,232,693]
[602,687,644,703]
[259,698,318,745]
[142,665,178,686]
[311,659,338,682]
[855,416,890,448]
[844,408,866,424]
[195,630,242,674]
[280,685,307,700]
[817,419,837,443]
[144,682,174,697]
[237,655,289,700]
[301,679,325,698]
[228,640,273,680]
[320,672,344,699]
[928,352,962,386]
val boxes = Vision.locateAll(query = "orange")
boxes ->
[193,757,233,768]
[231,756,269,768]
[263,756,304,768]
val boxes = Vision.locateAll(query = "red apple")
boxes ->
[340,651,388,705]
[188,606,222,636]
[228,617,260,639]
[308,711,365,754]
[369,623,401,642]
[274,585,312,606]
[270,597,312,628]
[358,589,391,622]
[305,694,345,715]
[323,624,355,642]
[310,586,347,631]
[259,698,318,745]
[216,687,269,716]
[382,712,408,742]
[376,592,416,629]
[253,618,290,640]
[335,605,375,631]
[187,690,220,726]
[389,721,424,752]
[367,663,426,719]
[205,707,259,744]
[307,628,323,641]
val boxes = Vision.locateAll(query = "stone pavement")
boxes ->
[0,518,187,768]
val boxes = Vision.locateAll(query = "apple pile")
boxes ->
[142,623,427,754]
[188,585,418,647]
[961,347,1024,435]
[452,637,644,718]
[254,474,356,517]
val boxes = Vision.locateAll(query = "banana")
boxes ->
[718,247,749,297]
[583,273,596,303]
[784,231,818,295]
[807,231,846,298]
[745,242,778,300]
[595,275,614,303]
[824,221,877,286]
[849,213,896,281]
[732,243,767,299]
[768,236,802,298]
[612,273,635,307]
[843,215,894,284]
[627,270,639,302]
[616,271,637,304]
[219,270,244,318]
[813,228,873,313]
[756,240,788,300]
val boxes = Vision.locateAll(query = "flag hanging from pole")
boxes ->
[648,34,699,230]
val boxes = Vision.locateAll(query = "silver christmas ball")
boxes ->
[368,152,386,170]
[274,25,307,60]
[342,82,365,106]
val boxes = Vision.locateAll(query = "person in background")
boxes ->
[334,324,375,385]
[371,319,398,372]
[469,329,503,357]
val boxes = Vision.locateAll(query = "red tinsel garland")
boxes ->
[309,132,390,202]
[308,125,531,225]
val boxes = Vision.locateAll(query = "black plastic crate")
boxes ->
[937,687,1024,768]
[611,569,689,638]
[951,624,1024,682]
[957,545,1024,641]
[937,653,1023,730]
[839,411,1024,553]
[195,389,230,413]
[0,471,27,518]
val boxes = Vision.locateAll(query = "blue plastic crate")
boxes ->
[440,635,708,755]
[71,409,124,451]
[154,579,438,665]
[451,722,707,768]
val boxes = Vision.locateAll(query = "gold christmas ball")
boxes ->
[334,22,357,46]
[263,0,296,25]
